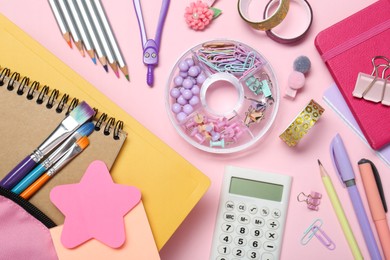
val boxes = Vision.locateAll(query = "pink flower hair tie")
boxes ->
[184,0,222,31]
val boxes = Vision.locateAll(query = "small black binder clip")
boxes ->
[352,56,390,106]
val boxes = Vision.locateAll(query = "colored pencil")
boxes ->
[84,0,119,76]
[48,0,72,48]
[91,0,129,80]
[66,0,96,63]
[57,0,85,56]
[74,0,108,70]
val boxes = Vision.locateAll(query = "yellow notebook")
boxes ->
[0,14,210,249]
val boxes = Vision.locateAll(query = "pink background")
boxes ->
[0,0,387,259]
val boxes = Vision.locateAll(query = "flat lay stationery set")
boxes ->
[0,0,389,259]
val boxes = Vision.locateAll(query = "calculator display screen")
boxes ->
[229,177,283,201]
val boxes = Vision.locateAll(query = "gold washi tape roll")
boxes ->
[279,99,325,146]
[238,0,290,31]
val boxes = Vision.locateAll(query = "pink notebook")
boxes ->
[315,0,390,150]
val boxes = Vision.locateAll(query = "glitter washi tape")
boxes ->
[279,99,324,146]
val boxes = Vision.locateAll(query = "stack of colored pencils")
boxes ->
[49,0,129,81]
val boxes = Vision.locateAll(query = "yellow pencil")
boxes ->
[318,160,363,260]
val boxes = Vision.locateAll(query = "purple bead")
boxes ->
[188,66,200,77]
[182,78,194,89]
[211,132,221,141]
[183,104,194,115]
[177,95,188,105]
[178,61,189,72]
[182,89,193,100]
[170,88,181,98]
[185,58,195,67]
[171,103,182,114]
[180,71,188,78]
[189,96,200,106]
[174,76,183,86]
[176,112,187,122]
[196,73,206,84]
[191,85,200,95]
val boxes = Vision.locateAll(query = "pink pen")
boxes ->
[358,159,390,260]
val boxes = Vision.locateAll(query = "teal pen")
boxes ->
[11,122,94,195]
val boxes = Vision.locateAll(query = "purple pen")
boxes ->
[330,134,382,260]
[133,0,170,87]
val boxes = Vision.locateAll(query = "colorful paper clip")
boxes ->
[297,191,322,211]
[301,218,335,250]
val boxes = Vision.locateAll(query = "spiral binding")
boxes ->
[0,67,124,140]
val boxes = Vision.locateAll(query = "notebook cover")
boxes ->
[323,83,390,167]
[0,14,210,250]
[314,0,390,150]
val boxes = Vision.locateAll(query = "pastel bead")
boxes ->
[174,76,184,86]
[170,88,181,98]
[177,95,188,105]
[185,58,195,67]
[179,61,189,71]
[183,104,194,114]
[196,73,206,84]
[188,66,200,77]
[176,112,187,122]
[180,71,188,78]
[191,85,200,95]
[189,96,200,106]
[182,78,194,89]
[182,89,193,100]
[171,103,182,114]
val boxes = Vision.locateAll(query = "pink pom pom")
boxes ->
[288,71,305,90]
[284,71,305,99]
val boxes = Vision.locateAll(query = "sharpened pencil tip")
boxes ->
[318,159,322,166]
[125,75,130,81]
[91,58,97,64]
[67,40,73,49]
[103,65,109,72]
[114,70,120,78]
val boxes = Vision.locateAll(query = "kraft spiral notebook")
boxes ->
[314,0,390,150]
[0,14,210,249]
[323,83,390,167]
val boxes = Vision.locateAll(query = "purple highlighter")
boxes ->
[0,101,94,190]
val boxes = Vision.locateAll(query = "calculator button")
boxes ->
[248,205,258,214]
[216,257,228,260]
[252,217,265,227]
[219,234,232,244]
[247,250,260,259]
[260,207,269,216]
[250,228,263,238]
[223,212,236,222]
[236,225,249,235]
[225,201,235,211]
[266,219,279,230]
[238,214,251,224]
[263,241,276,251]
[237,203,246,212]
[265,230,278,241]
[271,209,281,218]
[232,247,245,258]
[261,253,274,260]
[234,236,247,246]
[249,239,261,249]
[218,245,230,255]
[221,223,234,233]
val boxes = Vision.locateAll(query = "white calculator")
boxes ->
[210,166,292,260]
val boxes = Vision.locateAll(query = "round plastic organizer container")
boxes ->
[166,39,279,153]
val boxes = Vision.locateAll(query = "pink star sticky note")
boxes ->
[50,160,141,249]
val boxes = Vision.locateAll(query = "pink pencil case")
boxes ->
[0,186,58,260]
